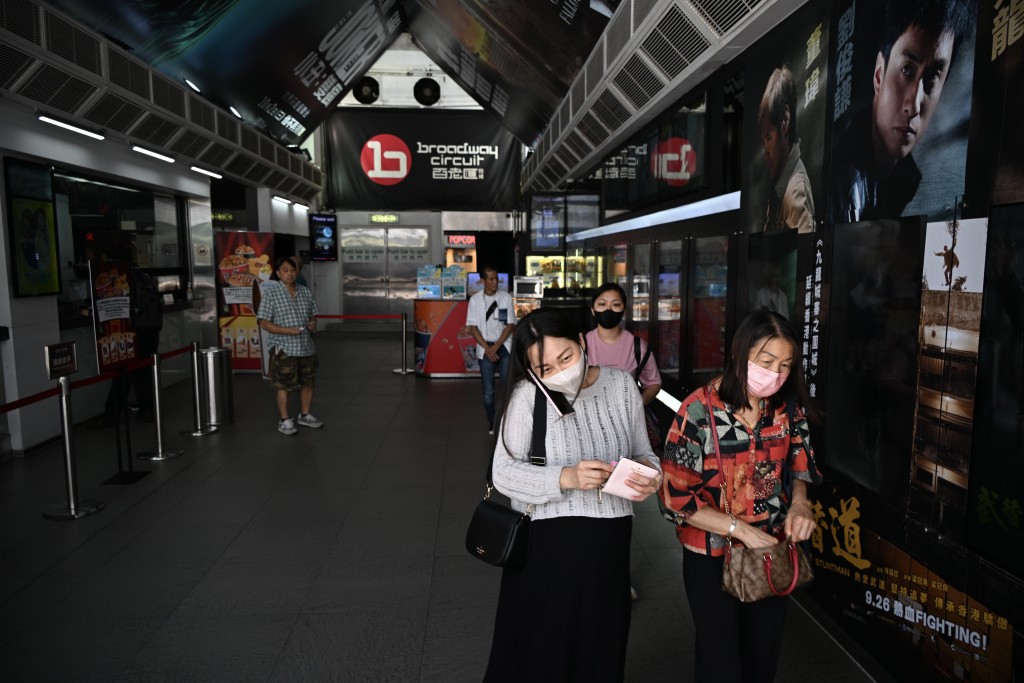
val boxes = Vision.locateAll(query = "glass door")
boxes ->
[628,243,651,341]
[690,235,729,380]
[341,228,387,317]
[386,228,429,319]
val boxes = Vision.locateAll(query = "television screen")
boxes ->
[309,213,338,261]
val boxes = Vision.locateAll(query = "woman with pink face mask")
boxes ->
[660,310,822,683]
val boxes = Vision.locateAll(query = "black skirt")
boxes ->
[484,515,633,683]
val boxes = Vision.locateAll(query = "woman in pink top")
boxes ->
[585,283,662,406]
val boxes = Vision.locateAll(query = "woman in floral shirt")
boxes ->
[661,310,822,683]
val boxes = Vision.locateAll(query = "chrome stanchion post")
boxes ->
[184,341,217,436]
[43,376,104,520]
[139,353,183,460]
[392,312,414,375]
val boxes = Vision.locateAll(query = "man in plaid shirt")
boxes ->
[257,257,323,435]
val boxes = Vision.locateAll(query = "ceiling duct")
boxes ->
[523,0,791,193]
[0,0,321,201]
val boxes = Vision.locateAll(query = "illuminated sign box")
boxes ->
[445,233,475,248]
[369,213,400,224]
[309,213,338,261]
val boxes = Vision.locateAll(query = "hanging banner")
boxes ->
[213,232,274,372]
[964,0,1024,209]
[47,0,402,146]
[828,0,977,223]
[90,261,136,374]
[325,109,520,210]
[740,0,830,233]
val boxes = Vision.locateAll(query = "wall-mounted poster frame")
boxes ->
[4,158,61,297]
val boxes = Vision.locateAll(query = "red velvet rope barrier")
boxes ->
[0,344,195,414]
[314,314,403,320]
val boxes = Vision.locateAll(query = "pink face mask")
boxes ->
[747,361,788,398]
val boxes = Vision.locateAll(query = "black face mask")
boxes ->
[593,309,625,329]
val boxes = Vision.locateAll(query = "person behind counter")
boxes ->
[257,257,323,436]
[660,310,822,683]
[485,308,661,682]
[466,265,514,434]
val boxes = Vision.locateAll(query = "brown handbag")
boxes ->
[703,387,814,603]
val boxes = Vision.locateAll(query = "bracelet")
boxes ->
[726,515,737,538]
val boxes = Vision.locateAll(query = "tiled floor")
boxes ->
[0,332,874,682]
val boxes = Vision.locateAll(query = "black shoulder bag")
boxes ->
[633,336,663,452]
[465,385,547,568]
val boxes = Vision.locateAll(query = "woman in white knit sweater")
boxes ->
[484,309,662,683]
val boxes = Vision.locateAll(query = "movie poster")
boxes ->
[5,159,60,297]
[829,0,977,223]
[824,217,924,499]
[90,260,136,373]
[908,218,987,539]
[964,0,1024,209]
[747,231,798,320]
[740,0,829,234]
[213,232,273,371]
[967,203,1024,577]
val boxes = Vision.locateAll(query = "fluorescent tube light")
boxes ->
[131,145,175,163]
[38,115,104,140]
[185,79,201,93]
[190,166,222,179]
[566,191,741,242]
[293,202,309,211]
[272,196,292,204]
[229,106,242,119]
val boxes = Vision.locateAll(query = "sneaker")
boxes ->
[278,418,298,435]
[297,413,323,429]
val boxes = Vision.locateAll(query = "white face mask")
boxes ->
[539,352,586,396]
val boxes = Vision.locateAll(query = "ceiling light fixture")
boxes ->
[293,202,309,211]
[38,115,104,140]
[185,79,201,93]
[229,106,242,119]
[131,145,175,163]
[190,166,222,179]
[272,195,292,205]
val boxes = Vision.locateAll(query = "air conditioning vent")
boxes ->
[576,110,608,145]
[1,0,41,46]
[277,177,301,195]
[302,163,314,182]
[571,77,586,118]
[563,130,593,160]
[558,99,571,136]
[151,73,185,117]
[546,157,568,180]
[554,145,580,170]
[645,4,711,76]
[296,183,320,202]
[259,136,277,163]
[15,62,95,113]
[311,167,323,186]
[289,155,302,175]
[216,110,238,144]
[107,47,149,99]
[129,111,180,147]
[585,45,603,97]
[240,126,259,154]
[0,41,36,89]
[82,92,145,132]
[245,162,272,183]
[614,54,665,109]
[225,154,255,177]
[188,94,215,132]
[604,0,633,65]
[168,129,211,158]
[276,146,290,168]
[264,169,286,189]
[44,10,101,76]
[198,141,233,167]
[689,0,762,38]
[634,0,659,23]
[591,89,631,132]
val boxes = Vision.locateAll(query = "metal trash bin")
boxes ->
[200,347,234,426]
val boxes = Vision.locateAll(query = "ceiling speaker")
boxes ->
[413,77,440,106]
[353,76,380,105]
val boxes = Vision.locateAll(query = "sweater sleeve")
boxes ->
[491,382,568,505]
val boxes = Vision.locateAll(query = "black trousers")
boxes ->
[682,549,788,683]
